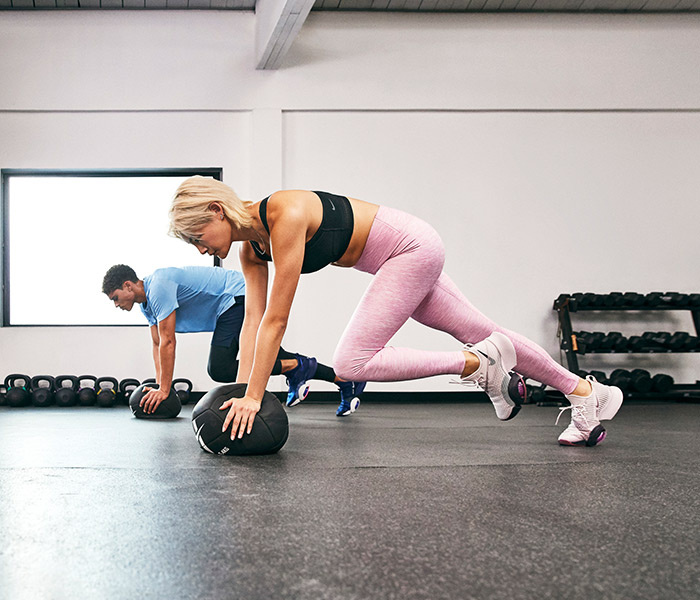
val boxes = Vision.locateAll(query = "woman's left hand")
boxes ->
[220,395,262,439]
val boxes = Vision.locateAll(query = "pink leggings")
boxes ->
[333,206,579,395]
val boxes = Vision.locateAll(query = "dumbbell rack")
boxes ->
[553,293,700,400]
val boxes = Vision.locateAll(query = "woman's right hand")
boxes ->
[220,394,262,439]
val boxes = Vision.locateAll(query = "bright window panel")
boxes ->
[5,172,217,326]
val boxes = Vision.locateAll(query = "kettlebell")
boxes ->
[96,376,119,408]
[31,375,56,407]
[55,375,79,407]
[0,383,8,407]
[77,375,98,407]
[5,374,31,407]
[172,378,193,405]
[119,378,141,406]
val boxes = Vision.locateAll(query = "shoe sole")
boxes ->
[286,382,311,408]
[598,385,624,421]
[481,332,520,420]
[558,424,607,447]
[337,397,360,417]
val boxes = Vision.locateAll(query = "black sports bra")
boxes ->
[249,191,354,274]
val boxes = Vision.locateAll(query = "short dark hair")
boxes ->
[102,264,139,295]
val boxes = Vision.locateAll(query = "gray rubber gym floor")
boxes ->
[1,400,699,600]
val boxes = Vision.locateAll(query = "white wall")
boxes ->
[1,11,700,391]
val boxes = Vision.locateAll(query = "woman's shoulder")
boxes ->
[266,189,315,203]
[266,190,320,220]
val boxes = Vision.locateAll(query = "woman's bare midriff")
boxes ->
[333,197,380,268]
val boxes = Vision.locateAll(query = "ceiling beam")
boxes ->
[255,0,316,70]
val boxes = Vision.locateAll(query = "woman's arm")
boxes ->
[222,192,307,439]
[237,242,269,384]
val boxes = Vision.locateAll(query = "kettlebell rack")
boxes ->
[553,292,700,400]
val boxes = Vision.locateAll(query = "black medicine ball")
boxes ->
[129,383,182,419]
[191,383,288,456]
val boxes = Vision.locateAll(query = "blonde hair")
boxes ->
[168,176,253,242]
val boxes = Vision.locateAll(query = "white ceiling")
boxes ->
[2,0,697,70]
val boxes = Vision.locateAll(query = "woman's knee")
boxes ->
[333,347,370,381]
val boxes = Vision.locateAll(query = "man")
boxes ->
[102,264,364,416]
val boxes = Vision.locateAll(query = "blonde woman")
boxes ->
[169,177,623,446]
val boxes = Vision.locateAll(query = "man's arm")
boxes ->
[150,324,161,383]
[141,311,177,414]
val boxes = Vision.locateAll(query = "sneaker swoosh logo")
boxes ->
[476,349,496,366]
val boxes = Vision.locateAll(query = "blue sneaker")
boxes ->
[285,355,318,407]
[336,381,366,417]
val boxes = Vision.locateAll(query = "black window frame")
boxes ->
[1,167,223,327]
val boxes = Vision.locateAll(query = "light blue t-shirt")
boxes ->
[140,266,245,333]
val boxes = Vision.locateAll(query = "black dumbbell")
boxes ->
[572,293,598,309]
[651,373,674,394]
[687,293,700,308]
[644,292,664,307]
[598,332,623,351]
[588,370,608,383]
[31,375,56,407]
[684,336,699,351]
[642,332,670,350]
[77,375,98,407]
[613,335,629,352]
[172,378,193,405]
[575,331,605,354]
[119,378,141,406]
[5,374,31,407]
[662,292,687,307]
[55,375,79,407]
[629,369,652,393]
[667,332,690,351]
[622,292,645,308]
[589,294,608,308]
[609,369,632,392]
[602,293,625,307]
[627,336,647,352]
[585,332,605,352]
[96,377,119,408]
[573,331,591,354]
[526,383,547,404]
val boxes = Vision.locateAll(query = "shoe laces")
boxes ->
[555,404,590,428]
[449,378,481,389]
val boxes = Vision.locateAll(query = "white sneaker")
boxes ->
[557,375,624,446]
[462,332,526,421]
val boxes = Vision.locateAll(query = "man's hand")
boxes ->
[140,387,171,415]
